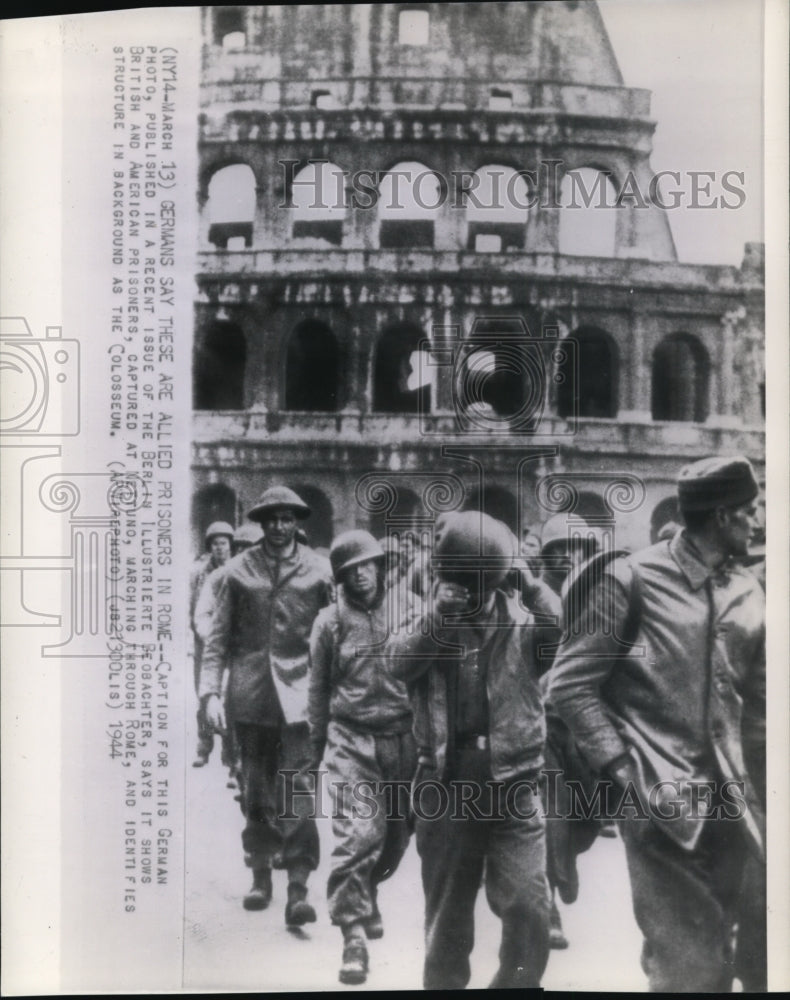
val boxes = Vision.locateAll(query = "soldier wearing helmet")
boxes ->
[539,512,599,597]
[189,520,235,767]
[200,486,333,925]
[307,529,416,985]
[193,520,265,790]
[389,510,561,990]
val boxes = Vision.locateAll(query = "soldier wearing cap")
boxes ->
[201,486,333,924]
[307,530,417,985]
[389,510,560,990]
[190,520,235,767]
[548,457,766,991]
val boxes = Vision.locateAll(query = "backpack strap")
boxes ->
[562,549,643,652]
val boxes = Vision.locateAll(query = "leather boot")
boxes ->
[549,896,569,949]
[363,889,384,939]
[242,867,272,911]
[284,879,316,927]
[339,924,368,985]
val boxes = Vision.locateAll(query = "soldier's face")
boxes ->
[345,558,379,602]
[262,508,297,550]
[210,536,231,564]
[720,500,760,558]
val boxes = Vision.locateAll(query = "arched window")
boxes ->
[559,168,617,257]
[557,327,619,418]
[456,319,544,432]
[651,334,710,422]
[373,323,432,413]
[214,8,246,49]
[378,162,442,249]
[193,322,246,410]
[192,484,237,551]
[287,484,334,550]
[464,485,518,534]
[398,8,429,45]
[291,161,346,246]
[206,164,256,249]
[368,487,421,542]
[465,164,530,252]
[575,491,608,521]
[650,496,681,543]
[284,320,341,411]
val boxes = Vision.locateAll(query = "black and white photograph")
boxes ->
[1,1,788,994]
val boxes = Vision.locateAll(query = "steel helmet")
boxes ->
[247,485,311,523]
[330,530,385,581]
[433,510,514,592]
[379,535,401,560]
[205,521,235,546]
[233,522,264,546]
[540,513,596,554]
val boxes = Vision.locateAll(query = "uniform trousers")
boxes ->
[325,719,416,927]
[414,747,550,990]
[192,636,214,758]
[235,721,320,877]
[620,813,766,992]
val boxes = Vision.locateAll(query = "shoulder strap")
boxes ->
[562,549,642,649]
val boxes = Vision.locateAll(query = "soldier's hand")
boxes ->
[434,580,471,615]
[203,693,226,733]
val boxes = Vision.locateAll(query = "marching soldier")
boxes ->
[308,530,416,985]
[390,511,559,989]
[548,457,766,991]
[201,487,333,924]
[194,520,264,789]
[189,520,234,768]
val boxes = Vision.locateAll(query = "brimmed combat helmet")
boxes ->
[329,530,385,581]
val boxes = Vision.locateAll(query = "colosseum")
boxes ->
[191,2,764,554]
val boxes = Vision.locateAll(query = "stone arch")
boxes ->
[650,495,681,543]
[651,333,710,422]
[287,484,334,550]
[558,167,617,257]
[367,486,422,541]
[398,7,430,46]
[464,485,519,534]
[557,326,619,419]
[213,7,246,49]
[574,490,608,521]
[464,164,531,252]
[290,161,347,246]
[205,163,256,249]
[456,318,544,432]
[378,161,443,249]
[373,322,432,413]
[284,319,341,411]
[193,322,246,410]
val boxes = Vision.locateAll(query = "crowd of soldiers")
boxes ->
[188,456,766,991]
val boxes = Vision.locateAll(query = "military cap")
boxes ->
[677,456,759,511]
[247,485,311,522]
